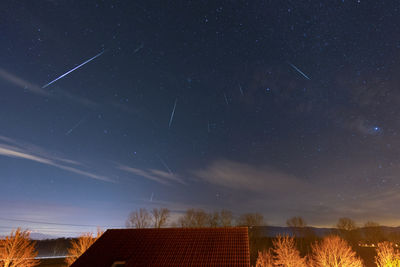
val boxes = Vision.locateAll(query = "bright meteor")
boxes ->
[42,50,104,88]
[288,62,311,80]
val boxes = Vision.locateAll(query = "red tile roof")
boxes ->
[71,227,250,267]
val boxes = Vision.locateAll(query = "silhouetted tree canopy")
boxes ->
[363,221,385,244]
[219,209,233,227]
[151,208,170,228]
[337,217,357,231]
[178,209,211,228]
[126,208,152,228]
[237,213,264,227]
[336,217,360,245]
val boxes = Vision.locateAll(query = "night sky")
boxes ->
[1,1,400,237]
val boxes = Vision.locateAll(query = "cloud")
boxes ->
[0,68,48,96]
[194,159,311,194]
[0,146,53,165]
[55,89,98,109]
[117,164,186,185]
[191,159,400,227]
[0,68,97,108]
[0,136,113,183]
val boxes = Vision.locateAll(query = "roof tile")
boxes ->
[71,227,250,267]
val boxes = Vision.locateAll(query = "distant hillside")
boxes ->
[0,232,56,240]
[256,225,400,238]
[30,232,57,240]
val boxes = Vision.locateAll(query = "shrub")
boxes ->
[255,235,307,267]
[65,229,103,266]
[272,235,307,267]
[255,249,274,267]
[310,235,364,267]
[375,241,400,267]
[0,228,39,267]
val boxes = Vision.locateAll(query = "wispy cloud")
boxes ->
[0,68,48,96]
[55,89,97,109]
[0,136,113,183]
[117,164,186,185]
[194,159,311,194]
[0,68,97,108]
[191,159,400,227]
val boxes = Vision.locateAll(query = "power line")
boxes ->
[0,225,90,234]
[0,217,124,228]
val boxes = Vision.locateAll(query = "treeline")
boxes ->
[126,208,400,244]
[125,208,264,228]
[335,217,400,245]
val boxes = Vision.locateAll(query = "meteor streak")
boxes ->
[65,116,87,135]
[239,84,244,96]
[42,50,104,88]
[133,43,144,54]
[156,155,173,175]
[168,98,178,128]
[288,62,311,80]
[224,93,228,104]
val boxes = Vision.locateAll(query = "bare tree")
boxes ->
[0,228,39,267]
[208,211,220,228]
[255,249,274,267]
[126,208,152,228]
[219,209,233,227]
[363,221,384,245]
[151,208,170,228]
[272,235,307,267]
[237,213,264,227]
[237,213,265,263]
[337,217,357,231]
[178,209,196,227]
[336,217,359,244]
[375,241,400,267]
[65,229,103,266]
[178,209,211,228]
[287,216,306,228]
[286,216,315,252]
[286,216,307,237]
[193,209,211,227]
[178,209,233,228]
[310,235,364,267]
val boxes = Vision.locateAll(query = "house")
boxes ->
[71,227,250,267]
